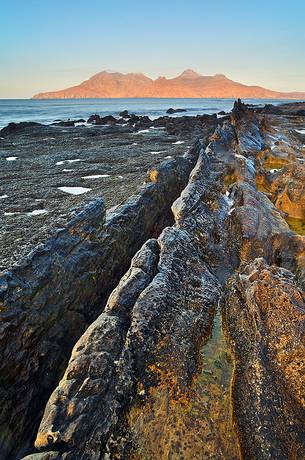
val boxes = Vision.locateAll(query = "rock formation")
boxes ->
[225,259,305,460]
[0,146,204,460]
[0,101,304,460]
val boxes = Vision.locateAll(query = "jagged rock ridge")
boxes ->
[0,100,304,460]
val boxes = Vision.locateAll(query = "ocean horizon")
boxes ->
[0,97,303,127]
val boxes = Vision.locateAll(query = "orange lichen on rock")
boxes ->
[128,314,241,460]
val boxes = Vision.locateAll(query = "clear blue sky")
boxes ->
[1,0,304,98]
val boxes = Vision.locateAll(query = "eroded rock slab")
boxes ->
[29,123,241,460]
[0,148,201,460]
[225,258,305,460]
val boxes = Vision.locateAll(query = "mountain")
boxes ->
[32,69,305,99]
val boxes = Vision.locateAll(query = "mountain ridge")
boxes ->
[32,69,305,99]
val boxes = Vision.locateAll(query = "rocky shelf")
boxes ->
[0,101,304,460]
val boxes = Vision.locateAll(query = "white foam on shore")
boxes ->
[150,151,167,155]
[56,159,82,166]
[295,129,305,134]
[172,141,184,145]
[62,169,73,172]
[27,209,48,216]
[135,129,150,134]
[0,194,8,199]
[58,186,91,195]
[118,175,123,179]
[6,156,18,161]
[4,212,18,216]
[164,156,172,159]
[132,142,138,145]
[43,137,56,140]
[269,169,279,173]
[82,174,110,179]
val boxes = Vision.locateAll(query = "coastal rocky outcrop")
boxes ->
[1,101,305,460]
[0,145,205,460]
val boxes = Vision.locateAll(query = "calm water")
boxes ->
[0,98,300,128]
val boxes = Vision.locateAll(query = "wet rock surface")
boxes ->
[0,102,305,459]
[0,144,202,460]
[0,114,218,269]
[225,258,305,460]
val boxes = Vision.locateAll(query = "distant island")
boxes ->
[33,69,305,99]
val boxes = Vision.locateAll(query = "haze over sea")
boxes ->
[0,98,301,128]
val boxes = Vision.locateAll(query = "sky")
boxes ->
[1,0,305,98]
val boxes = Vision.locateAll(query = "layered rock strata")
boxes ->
[0,145,204,460]
[1,101,304,460]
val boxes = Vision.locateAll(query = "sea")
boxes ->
[0,98,301,128]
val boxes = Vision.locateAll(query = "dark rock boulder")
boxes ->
[153,113,218,138]
[166,108,187,114]
[0,121,43,136]
[119,110,131,118]
[126,114,140,124]
[134,115,152,130]
[87,114,117,125]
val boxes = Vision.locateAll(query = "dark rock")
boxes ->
[218,110,226,115]
[87,114,117,125]
[259,104,283,115]
[126,114,140,124]
[296,109,305,116]
[134,116,152,130]
[152,113,218,138]
[0,121,42,136]
[166,108,187,114]
[119,110,131,118]
[0,146,202,460]
[87,114,101,124]
[51,120,74,127]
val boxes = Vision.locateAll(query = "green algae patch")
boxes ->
[128,311,240,459]
[285,216,305,235]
